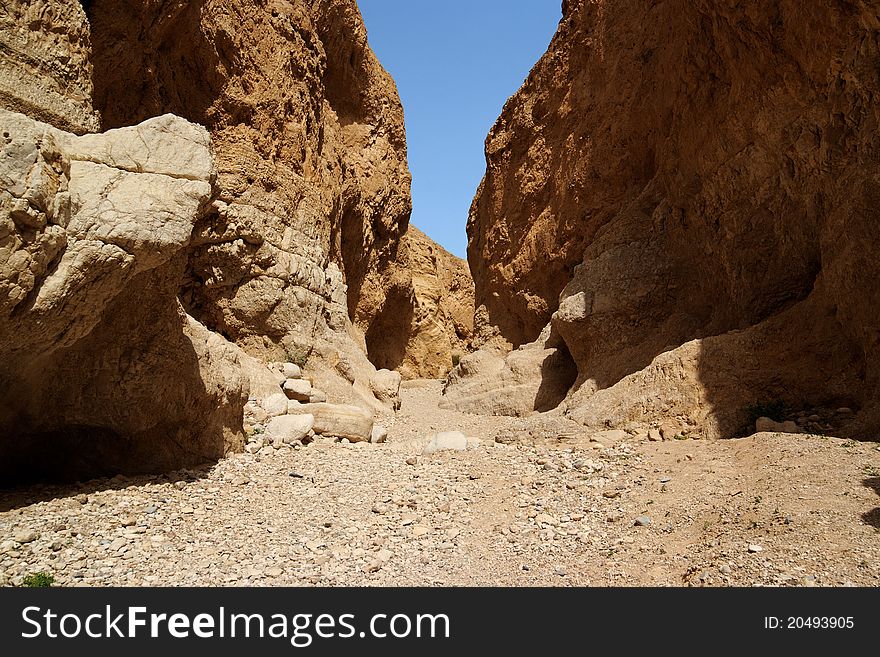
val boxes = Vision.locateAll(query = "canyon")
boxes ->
[0,0,878,587]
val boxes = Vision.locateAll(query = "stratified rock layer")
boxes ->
[0,0,100,133]
[456,0,880,438]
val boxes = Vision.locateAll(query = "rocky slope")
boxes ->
[0,1,99,134]
[454,0,880,439]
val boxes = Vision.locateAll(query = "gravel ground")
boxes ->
[1,380,879,587]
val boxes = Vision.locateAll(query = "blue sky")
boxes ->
[359,1,562,258]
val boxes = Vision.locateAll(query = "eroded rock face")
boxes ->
[87,0,412,374]
[457,0,880,438]
[0,0,100,134]
[0,108,246,481]
[361,225,474,379]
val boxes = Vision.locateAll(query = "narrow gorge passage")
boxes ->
[1,0,879,594]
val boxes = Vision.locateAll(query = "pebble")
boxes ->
[14,531,37,544]
[634,516,651,527]
[748,544,764,553]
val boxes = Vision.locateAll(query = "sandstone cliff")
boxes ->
[371,225,473,379]
[453,0,880,439]
[0,1,100,134]
[87,0,412,379]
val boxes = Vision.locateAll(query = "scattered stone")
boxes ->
[412,525,431,538]
[647,428,663,442]
[261,393,290,418]
[14,531,37,544]
[370,425,388,444]
[423,431,468,454]
[634,516,651,527]
[535,513,558,526]
[659,477,672,483]
[282,363,302,379]
[283,378,312,402]
[748,544,764,553]
[720,565,732,575]
[266,414,315,444]
[405,456,418,466]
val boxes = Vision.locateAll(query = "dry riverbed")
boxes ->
[2,381,879,587]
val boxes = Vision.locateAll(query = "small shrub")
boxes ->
[286,346,310,369]
[22,572,54,588]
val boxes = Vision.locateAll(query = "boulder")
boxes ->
[265,415,315,445]
[423,431,469,454]
[370,369,402,410]
[283,378,312,402]
[282,363,302,379]
[287,403,373,443]
[370,425,388,444]
[261,393,290,418]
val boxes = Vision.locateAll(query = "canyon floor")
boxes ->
[1,380,879,587]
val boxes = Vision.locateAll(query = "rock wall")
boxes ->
[455,0,880,439]
[87,0,412,378]
[362,225,474,379]
[0,108,246,482]
[0,0,100,134]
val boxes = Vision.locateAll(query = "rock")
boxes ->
[755,417,801,434]
[308,389,328,404]
[0,1,99,134]
[370,369,402,410]
[283,379,312,402]
[245,404,269,424]
[261,393,290,418]
[634,516,652,527]
[412,525,431,538]
[720,565,732,575]
[460,0,880,441]
[376,549,393,562]
[0,107,247,481]
[535,514,558,526]
[647,428,663,442]
[370,425,388,444]
[282,363,302,379]
[423,431,469,454]
[287,403,373,442]
[441,325,577,416]
[748,544,764,553]
[392,226,475,379]
[85,0,416,382]
[14,531,37,544]
[405,456,418,466]
[266,415,315,445]
[593,429,628,444]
